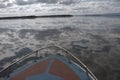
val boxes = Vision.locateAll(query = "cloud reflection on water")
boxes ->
[0,16,120,80]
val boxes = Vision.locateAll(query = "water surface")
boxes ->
[0,16,120,80]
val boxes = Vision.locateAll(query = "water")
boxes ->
[0,16,120,80]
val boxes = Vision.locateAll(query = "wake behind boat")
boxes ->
[0,45,97,80]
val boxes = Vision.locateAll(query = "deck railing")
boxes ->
[0,45,97,80]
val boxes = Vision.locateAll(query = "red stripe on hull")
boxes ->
[49,59,81,80]
[11,59,50,80]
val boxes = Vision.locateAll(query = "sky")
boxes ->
[0,0,120,17]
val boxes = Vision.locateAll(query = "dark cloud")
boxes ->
[15,0,58,5]
[15,0,76,5]
[59,0,76,5]
[15,0,35,5]
[36,0,58,4]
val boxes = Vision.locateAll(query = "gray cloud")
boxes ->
[0,0,13,8]
[15,0,35,5]
[36,0,58,4]
[0,3,13,8]
[59,0,76,5]
[15,0,76,5]
[0,4,6,8]
[114,0,120,1]
[0,0,119,8]
[0,0,120,16]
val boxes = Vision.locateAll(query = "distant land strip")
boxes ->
[0,15,73,20]
[0,13,120,20]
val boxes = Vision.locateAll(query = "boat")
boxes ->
[0,45,97,80]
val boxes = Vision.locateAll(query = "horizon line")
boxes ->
[0,14,73,20]
[0,13,120,20]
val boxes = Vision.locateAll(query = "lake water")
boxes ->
[0,16,120,80]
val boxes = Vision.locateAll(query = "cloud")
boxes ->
[0,4,6,8]
[0,0,120,17]
[0,0,13,8]
[1,0,119,8]
[72,1,120,15]
[59,0,76,5]
[36,0,58,4]
[15,0,76,5]
[15,0,35,5]
[0,3,13,8]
